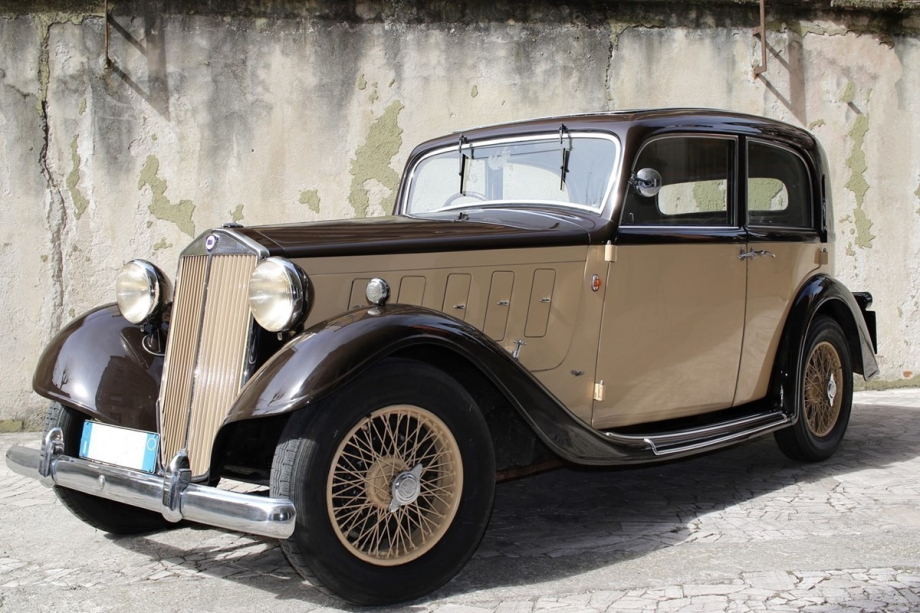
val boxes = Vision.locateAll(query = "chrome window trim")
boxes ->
[618,133,741,229]
[745,137,817,233]
[401,132,621,216]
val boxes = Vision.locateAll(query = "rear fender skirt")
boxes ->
[770,274,879,421]
[225,304,652,465]
[32,304,162,432]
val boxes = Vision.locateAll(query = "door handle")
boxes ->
[739,248,776,260]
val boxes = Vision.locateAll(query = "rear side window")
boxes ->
[621,136,735,227]
[747,141,812,229]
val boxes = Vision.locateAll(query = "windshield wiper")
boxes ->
[559,123,571,191]
[458,135,469,196]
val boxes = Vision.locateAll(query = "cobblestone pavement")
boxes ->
[1,390,919,612]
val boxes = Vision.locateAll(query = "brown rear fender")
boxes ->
[32,304,162,432]
[224,305,655,465]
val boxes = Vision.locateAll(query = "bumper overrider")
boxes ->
[4,428,296,539]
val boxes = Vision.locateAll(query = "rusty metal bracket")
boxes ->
[104,0,112,69]
[752,0,767,77]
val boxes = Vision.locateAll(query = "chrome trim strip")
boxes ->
[5,444,295,539]
[181,229,270,258]
[642,416,790,456]
[604,410,787,447]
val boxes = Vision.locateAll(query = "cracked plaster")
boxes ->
[2,4,920,426]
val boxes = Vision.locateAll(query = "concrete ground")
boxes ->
[1,390,919,613]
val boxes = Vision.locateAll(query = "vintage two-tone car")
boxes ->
[7,109,878,604]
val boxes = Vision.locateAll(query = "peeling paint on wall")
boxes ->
[471,85,478,98]
[347,101,405,218]
[808,118,826,130]
[152,237,172,251]
[78,97,86,115]
[137,155,196,237]
[299,190,321,214]
[230,204,244,222]
[66,135,89,219]
[845,113,875,248]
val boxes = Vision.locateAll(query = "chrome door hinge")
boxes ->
[593,380,606,402]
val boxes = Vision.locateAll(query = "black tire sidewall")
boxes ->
[273,359,495,605]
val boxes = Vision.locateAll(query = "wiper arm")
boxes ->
[559,124,571,191]
[458,135,469,196]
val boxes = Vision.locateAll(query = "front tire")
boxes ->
[43,402,171,535]
[270,358,495,605]
[774,316,853,462]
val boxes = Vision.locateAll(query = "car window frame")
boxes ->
[400,132,622,216]
[618,133,741,231]
[744,137,818,235]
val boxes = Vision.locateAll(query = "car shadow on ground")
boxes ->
[108,400,920,608]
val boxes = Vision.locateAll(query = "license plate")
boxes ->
[79,422,159,473]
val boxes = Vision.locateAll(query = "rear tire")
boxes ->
[774,316,853,462]
[43,402,171,535]
[270,358,495,605]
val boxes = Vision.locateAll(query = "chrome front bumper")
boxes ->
[4,428,296,539]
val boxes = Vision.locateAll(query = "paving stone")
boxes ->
[2,392,920,611]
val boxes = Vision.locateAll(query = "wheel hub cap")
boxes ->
[826,373,837,406]
[388,463,424,512]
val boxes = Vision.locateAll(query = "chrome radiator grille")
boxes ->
[158,252,259,477]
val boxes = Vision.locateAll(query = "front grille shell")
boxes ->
[157,230,267,478]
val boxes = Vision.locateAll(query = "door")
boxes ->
[593,135,748,430]
[734,139,821,405]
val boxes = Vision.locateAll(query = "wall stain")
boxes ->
[137,155,196,237]
[471,84,479,98]
[230,204,244,222]
[348,101,405,218]
[299,190,321,214]
[692,181,726,212]
[152,237,172,251]
[66,135,89,219]
[845,112,874,248]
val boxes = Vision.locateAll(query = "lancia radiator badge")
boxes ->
[205,234,219,251]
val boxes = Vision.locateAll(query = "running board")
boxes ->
[604,410,790,457]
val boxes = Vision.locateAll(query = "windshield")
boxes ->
[404,134,619,214]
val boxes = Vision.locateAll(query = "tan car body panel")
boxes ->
[732,241,821,405]
[592,243,747,429]
[292,245,604,424]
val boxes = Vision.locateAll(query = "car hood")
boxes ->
[235,208,609,258]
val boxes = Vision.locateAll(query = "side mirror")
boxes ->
[632,168,663,198]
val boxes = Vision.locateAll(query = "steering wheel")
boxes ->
[444,191,487,207]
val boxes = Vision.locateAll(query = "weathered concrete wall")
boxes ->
[1,1,918,429]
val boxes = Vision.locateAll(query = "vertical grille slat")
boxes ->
[158,252,258,478]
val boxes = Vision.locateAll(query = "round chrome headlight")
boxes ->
[248,257,308,332]
[115,260,169,324]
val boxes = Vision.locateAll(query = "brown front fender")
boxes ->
[32,304,162,432]
[224,305,654,465]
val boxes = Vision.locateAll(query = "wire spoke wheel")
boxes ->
[803,341,844,438]
[326,404,463,566]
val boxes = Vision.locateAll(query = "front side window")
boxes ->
[405,135,619,214]
[621,136,735,227]
[747,141,812,229]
